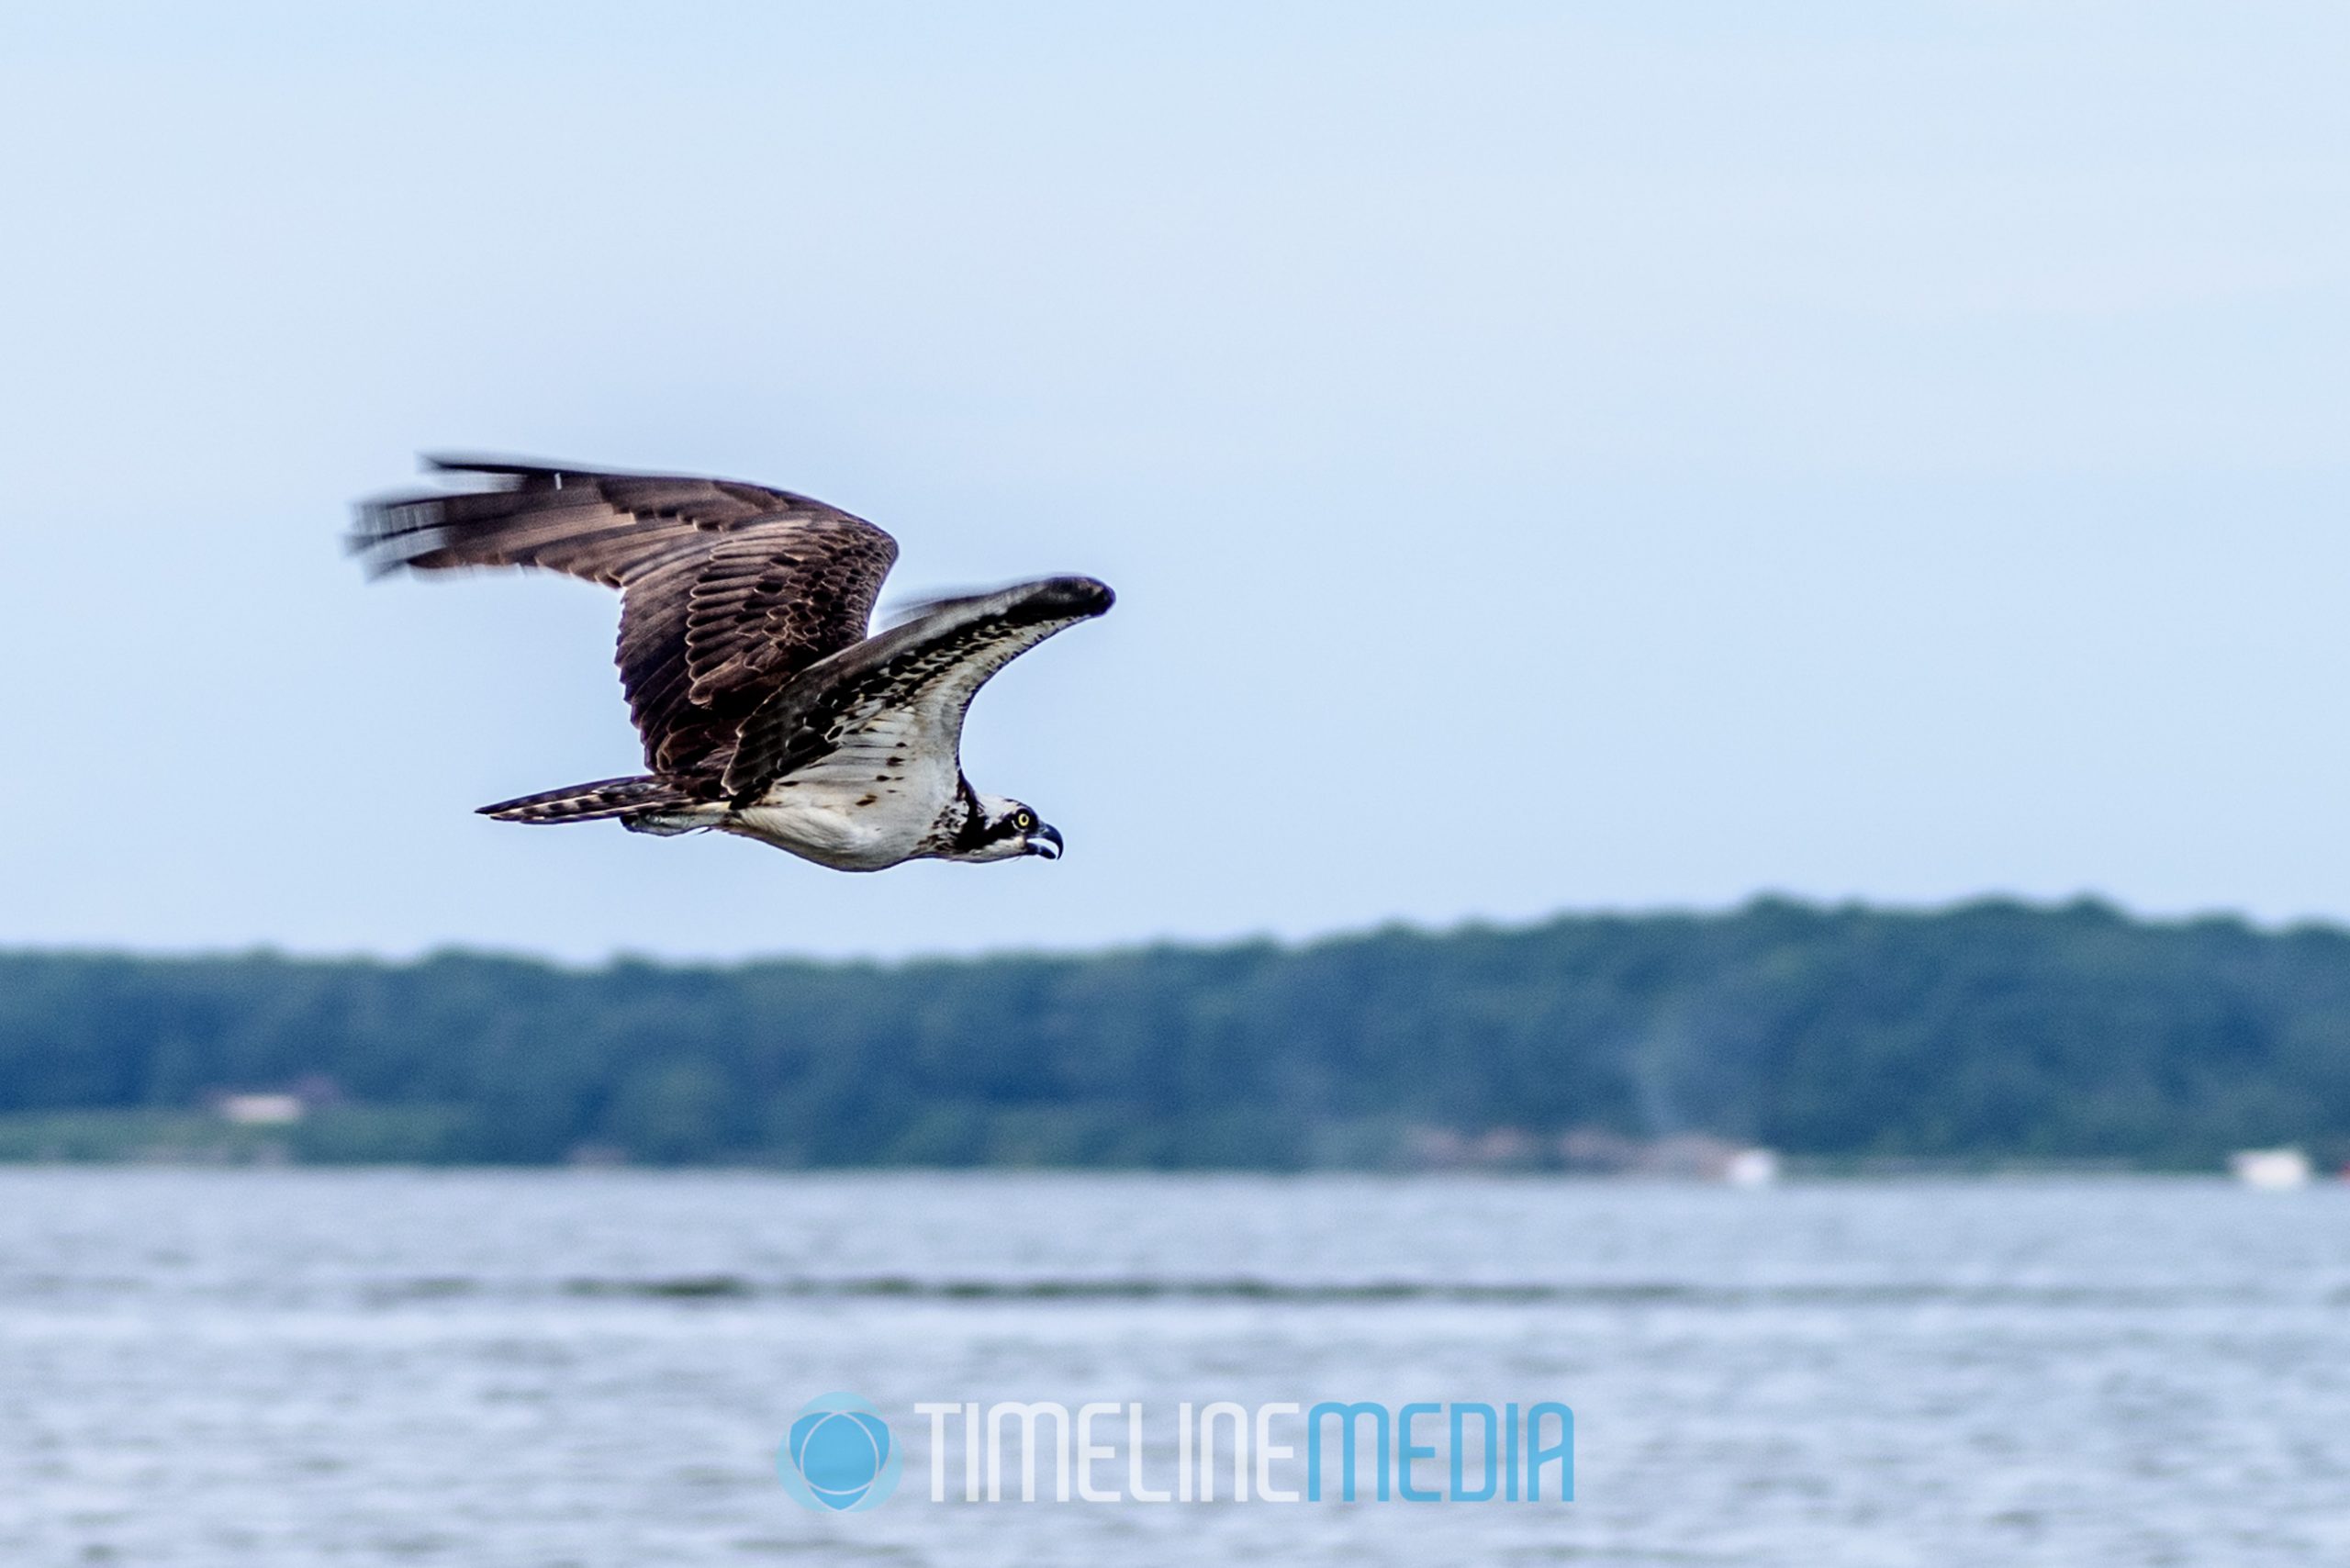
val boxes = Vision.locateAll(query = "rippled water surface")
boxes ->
[3,1170,2345,1566]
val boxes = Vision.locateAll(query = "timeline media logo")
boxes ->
[776,1392,903,1512]
[775,1394,1572,1507]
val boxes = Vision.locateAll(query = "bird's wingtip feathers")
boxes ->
[420,453,549,478]
[1038,575,1114,617]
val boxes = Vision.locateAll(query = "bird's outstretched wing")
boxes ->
[352,457,899,775]
[723,577,1113,802]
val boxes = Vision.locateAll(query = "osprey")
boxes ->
[352,457,1113,871]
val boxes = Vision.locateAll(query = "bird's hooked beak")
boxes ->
[1025,823,1064,861]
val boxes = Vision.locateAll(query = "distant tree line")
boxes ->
[1,899,2344,1169]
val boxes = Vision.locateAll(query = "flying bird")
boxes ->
[352,458,1113,871]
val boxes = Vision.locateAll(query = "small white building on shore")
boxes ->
[2229,1147,2312,1190]
[215,1092,307,1126]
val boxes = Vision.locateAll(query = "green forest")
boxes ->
[1,898,2344,1170]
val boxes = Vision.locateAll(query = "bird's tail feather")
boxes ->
[477,776,703,824]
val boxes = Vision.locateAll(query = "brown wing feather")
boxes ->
[723,576,1114,801]
[352,458,899,775]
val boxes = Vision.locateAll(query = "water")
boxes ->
[2,1170,2345,1566]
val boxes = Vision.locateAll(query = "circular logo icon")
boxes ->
[778,1392,901,1512]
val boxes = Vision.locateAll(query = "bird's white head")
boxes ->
[941,792,1063,863]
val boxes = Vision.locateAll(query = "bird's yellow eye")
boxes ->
[1013,810,1035,831]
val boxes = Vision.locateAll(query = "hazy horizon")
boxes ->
[2,889,2336,969]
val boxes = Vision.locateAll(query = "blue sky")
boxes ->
[2,4,2346,959]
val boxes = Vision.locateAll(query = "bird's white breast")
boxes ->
[724,743,957,871]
